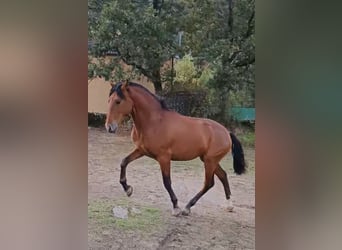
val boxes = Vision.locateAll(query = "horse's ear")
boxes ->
[122,79,129,88]
[122,80,130,92]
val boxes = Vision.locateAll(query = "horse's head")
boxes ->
[105,80,133,133]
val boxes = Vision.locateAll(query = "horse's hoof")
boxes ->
[126,186,133,197]
[182,207,191,216]
[172,207,182,217]
[226,199,234,212]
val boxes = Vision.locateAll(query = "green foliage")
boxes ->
[169,54,214,91]
[237,131,255,148]
[198,67,214,87]
[229,85,255,108]
[88,112,106,127]
[191,0,255,124]
[88,0,185,92]
[200,88,220,116]
[88,0,255,123]
[174,54,197,88]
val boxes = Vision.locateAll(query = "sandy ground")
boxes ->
[88,128,255,250]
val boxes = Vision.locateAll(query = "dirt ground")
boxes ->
[88,128,255,250]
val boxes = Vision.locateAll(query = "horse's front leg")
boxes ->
[119,148,143,196]
[157,156,181,216]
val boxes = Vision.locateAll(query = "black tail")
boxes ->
[230,132,247,174]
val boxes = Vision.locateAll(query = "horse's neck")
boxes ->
[130,89,162,133]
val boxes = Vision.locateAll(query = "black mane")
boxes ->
[109,82,168,110]
[109,82,124,99]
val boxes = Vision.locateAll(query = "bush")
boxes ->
[239,132,255,148]
[88,113,106,127]
[174,54,197,89]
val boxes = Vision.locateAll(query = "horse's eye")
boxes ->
[115,100,121,105]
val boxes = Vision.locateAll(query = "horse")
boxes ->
[105,80,246,216]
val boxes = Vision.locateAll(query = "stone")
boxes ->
[112,206,128,219]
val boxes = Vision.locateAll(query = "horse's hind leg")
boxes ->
[119,148,143,196]
[215,164,234,212]
[182,160,216,216]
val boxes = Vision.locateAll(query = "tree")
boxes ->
[88,0,184,93]
[88,0,255,124]
[178,0,255,124]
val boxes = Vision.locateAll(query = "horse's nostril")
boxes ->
[108,126,117,133]
[106,123,117,133]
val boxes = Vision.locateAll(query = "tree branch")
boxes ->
[228,0,233,32]
[245,10,255,38]
[228,50,242,63]
[116,48,153,80]
[234,54,255,67]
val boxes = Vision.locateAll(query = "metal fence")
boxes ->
[162,90,207,117]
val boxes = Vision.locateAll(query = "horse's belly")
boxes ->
[171,154,198,161]
[168,127,207,160]
[170,141,205,161]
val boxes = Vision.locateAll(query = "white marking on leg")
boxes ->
[182,207,191,216]
[172,207,182,217]
[226,199,234,212]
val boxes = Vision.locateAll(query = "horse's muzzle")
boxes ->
[105,122,118,134]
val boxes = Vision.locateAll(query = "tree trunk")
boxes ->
[152,69,162,94]
[228,0,233,32]
[219,93,229,125]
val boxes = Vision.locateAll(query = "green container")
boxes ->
[230,107,255,121]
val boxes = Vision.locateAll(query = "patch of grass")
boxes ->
[114,206,161,230]
[239,131,255,148]
[88,199,162,233]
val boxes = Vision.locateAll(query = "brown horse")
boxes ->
[105,80,246,216]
